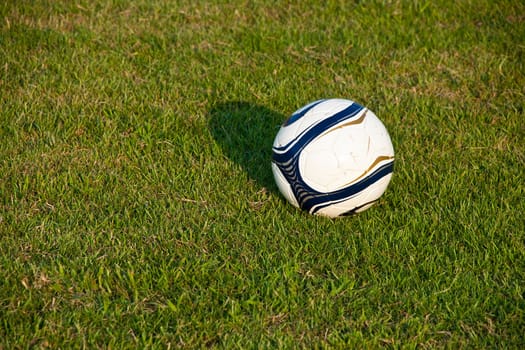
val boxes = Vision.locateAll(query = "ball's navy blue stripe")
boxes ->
[273,102,363,153]
[307,160,394,214]
[283,99,326,126]
[273,158,394,215]
[272,102,364,162]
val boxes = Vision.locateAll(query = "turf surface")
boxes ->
[1,0,524,348]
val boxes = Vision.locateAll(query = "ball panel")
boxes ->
[299,148,339,192]
[362,110,395,157]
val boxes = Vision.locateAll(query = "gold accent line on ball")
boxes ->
[343,155,394,187]
[319,109,368,137]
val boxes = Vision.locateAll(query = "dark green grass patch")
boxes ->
[1,0,524,348]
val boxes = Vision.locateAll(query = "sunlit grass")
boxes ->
[1,0,524,348]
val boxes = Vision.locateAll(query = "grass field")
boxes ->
[1,0,524,348]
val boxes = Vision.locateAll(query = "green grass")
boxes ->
[1,0,524,348]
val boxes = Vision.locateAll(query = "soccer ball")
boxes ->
[271,98,394,217]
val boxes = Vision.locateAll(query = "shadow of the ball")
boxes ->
[208,101,285,194]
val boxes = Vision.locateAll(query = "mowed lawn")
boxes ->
[1,0,524,348]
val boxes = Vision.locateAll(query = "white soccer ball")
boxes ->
[271,98,394,217]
